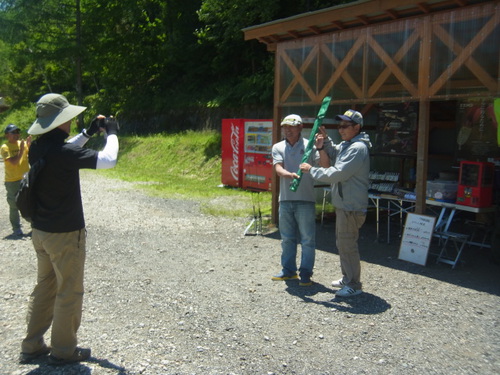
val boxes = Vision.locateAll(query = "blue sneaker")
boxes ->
[272,272,298,281]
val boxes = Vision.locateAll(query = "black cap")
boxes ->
[4,124,20,134]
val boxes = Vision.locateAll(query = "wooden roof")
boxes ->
[243,0,494,49]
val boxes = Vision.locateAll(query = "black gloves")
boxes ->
[82,116,119,137]
[104,117,119,135]
[82,117,102,138]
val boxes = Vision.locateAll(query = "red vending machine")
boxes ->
[242,120,273,191]
[456,161,495,207]
[221,119,245,188]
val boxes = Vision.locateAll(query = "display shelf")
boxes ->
[369,171,400,194]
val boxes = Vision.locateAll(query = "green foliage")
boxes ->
[0,103,34,133]
[0,0,355,131]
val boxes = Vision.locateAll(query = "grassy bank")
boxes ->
[97,130,272,218]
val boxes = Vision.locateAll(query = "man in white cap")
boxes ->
[19,93,119,365]
[271,114,322,286]
[300,109,371,297]
[1,124,31,236]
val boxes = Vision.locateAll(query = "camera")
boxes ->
[97,116,119,131]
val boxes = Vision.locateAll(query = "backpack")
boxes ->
[15,158,46,222]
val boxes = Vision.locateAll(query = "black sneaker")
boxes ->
[48,347,91,366]
[19,346,51,364]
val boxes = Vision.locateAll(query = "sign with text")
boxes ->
[399,213,436,266]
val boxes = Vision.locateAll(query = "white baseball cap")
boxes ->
[280,114,303,126]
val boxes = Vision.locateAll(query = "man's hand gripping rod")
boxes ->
[289,96,332,192]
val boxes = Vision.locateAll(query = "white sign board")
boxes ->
[399,213,436,266]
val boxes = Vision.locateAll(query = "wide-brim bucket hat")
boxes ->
[28,93,86,135]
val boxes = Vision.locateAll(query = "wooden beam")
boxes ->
[272,51,282,224]
[357,15,370,25]
[331,20,345,30]
[431,21,497,93]
[367,34,419,97]
[429,15,497,96]
[318,36,365,99]
[244,0,444,41]
[368,29,421,97]
[416,2,431,13]
[309,25,322,34]
[386,9,400,19]
[287,30,301,39]
[280,45,320,103]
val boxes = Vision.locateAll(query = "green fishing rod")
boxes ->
[289,96,332,192]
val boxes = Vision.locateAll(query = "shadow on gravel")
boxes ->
[24,357,129,374]
[284,282,391,315]
[3,233,30,240]
[88,357,130,374]
[264,218,500,297]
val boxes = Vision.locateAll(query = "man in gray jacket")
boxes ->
[300,109,371,297]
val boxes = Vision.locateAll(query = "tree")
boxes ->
[1,0,355,131]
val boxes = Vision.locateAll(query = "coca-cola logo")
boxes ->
[230,123,239,182]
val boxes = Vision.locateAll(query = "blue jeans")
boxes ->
[278,201,316,278]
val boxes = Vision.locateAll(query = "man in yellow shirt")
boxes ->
[1,124,31,236]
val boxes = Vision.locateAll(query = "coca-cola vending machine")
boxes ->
[221,119,245,188]
[242,120,273,191]
[221,119,273,191]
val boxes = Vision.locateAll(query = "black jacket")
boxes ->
[29,128,98,233]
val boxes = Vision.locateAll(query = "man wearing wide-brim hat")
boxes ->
[19,93,120,366]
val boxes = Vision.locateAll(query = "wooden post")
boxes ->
[415,101,430,213]
[415,17,432,214]
[271,48,282,225]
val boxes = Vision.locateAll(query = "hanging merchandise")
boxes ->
[479,101,486,137]
[457,100,498,158]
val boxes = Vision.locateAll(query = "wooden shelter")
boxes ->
[243,0,500,222]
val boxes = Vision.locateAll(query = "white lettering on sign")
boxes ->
[230,123,240,182]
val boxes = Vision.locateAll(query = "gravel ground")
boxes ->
[0,161,499,375]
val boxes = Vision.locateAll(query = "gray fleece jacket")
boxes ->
[310,132,372,212]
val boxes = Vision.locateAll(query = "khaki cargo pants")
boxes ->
[335,209,366,291]
[21,228,86,359]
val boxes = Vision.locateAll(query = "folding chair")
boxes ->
[435,231,469,269]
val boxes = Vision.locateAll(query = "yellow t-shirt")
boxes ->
[1,141,30,182]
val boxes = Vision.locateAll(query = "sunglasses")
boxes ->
[337,124,354,130]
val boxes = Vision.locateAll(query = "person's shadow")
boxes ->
[24,356,129,374]
[285,281,391,315]
[3,231,31,240]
